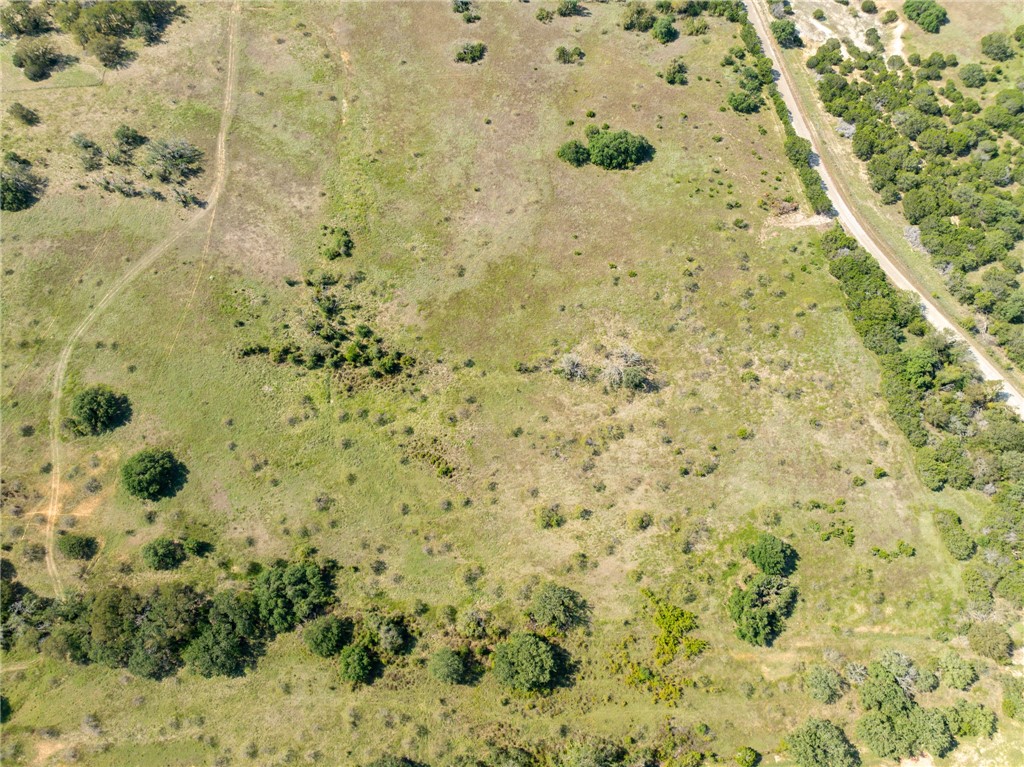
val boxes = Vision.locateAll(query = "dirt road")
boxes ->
[747,1,1024,418]
[42,1,243,597]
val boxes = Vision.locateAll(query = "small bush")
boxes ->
[120,448,186,501]
[56,533,98,560]
[429,647,467,684]
[933,509,975,560]
[7,102,40,126]
[651,16,678,44]
[69,385,130,436]
[1,151,45,211]
[557,139,590,167]
[536,505,566,529]
[455,42,487,64]
[861,0,877,12]
[141,536,185,570]
[555,45,585,64]
[536,8,554,23]
[556,0,581,17]
[304,615,350,657]
[881,9,898,23]
[939,649,977,690]
[967,622,1013,663]
[747,532,797,576]
[735,747,760,767]
[622,1,656,32]
[771,19,802,48]
[805,665,846,704]
[492,633,557,692]
[663,57,688,85]
[529,582,588,633]
[338,643,375,685]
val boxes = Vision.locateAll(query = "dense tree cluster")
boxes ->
[728,533,799,645]
[1,0,182,74]
[810,31,1024,368]
[821,225,1024,608]
[557,126,654,170]
[903,0,947,33]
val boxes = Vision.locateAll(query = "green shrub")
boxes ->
[7,102,40,126]
[556,0,581,17]
[146,139,204,183]
[727,574,797,646]
[455,42,487,63]
[981,33,1014,62]
[492,633,557,692]
[536,8,554,23]
[11,36,59,80]
[787,718,860,767]
[429,647,466,684]
[903,0,947,33]
[663,57,688,85]
[253,558,336,634]
[56,533,98,560]
[528,582,588,633]
[1003,676,1024,721]
[555,45,585,64]
[121,448,185,501]
[1,151,44,211]
[967,622,1013,663]
[939,649,977,690]
[141,537,185,570]
[622,2,656,32]
[770,20,802,49]
[861,0,877,12]
[69,385,131,436]
[304,615,350,657]
[586,128,653,170]
[651,16,678,44]
[943,700,996,738]
[933,509,975,559]
[557,140,590,166]
[338,642,375,685]
[0,1,51,36]
[959,62,987,88]
[805,665,846,704]
[881,9,898,23]
[535,504,566,529]
[747,532,798,576]
[727,90,762,114]
[735,746,760,767]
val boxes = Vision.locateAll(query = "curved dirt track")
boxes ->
[42,1,243,597]
[747,1,1024,418]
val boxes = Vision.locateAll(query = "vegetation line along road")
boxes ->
[41,0,243,598]
[747,0,1024,418]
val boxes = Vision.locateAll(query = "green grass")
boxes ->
[2,2,1020,766]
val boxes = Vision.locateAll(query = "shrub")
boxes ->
[87,34,130,68]
[663,57,687,85]
[806,665,846,704]
[56,533,98,560]
[959,63,987,88]
[536,8,554,23]
[338,642,375,685]
[7,102,40,126]
[651,16,678,44]
[747,532,798,576]
[735,747,760,767]
[771,20,802,49]
[557,139,590,167]
[967,622,1013,663]
[728,574,797,646]
[728,90,762,114]
[881,9,898,23]
[492,633,557,692]
[903,0,947,33]
[787,718,860,767]
[536,505,565,528]
[932,509,975,560]
[980,33,1014,62]
[587,128,654,170]
[1004,676,1024,721]
[304,615,350,657]
[939,649,977,690]
[147,139,204,183]
[365,757,416,767]
[141,537,185,570]
[455,42,487,63]
[0,2,51,36]
[429,647,466,683]
[556,0,581,17]
[684,17,708,36]
[121,448,185,501]
[11,36,59,80]
[861,0,877,12]
[555,45,585,64]
[1,151,44,212]
[69,385,130,436]
[253,558,336,634]
[529,582,588,633]
[943,700,996,738]
[622,2,656,32]
[114,124,147,150]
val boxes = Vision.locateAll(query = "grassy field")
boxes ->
[2,2,1021,766]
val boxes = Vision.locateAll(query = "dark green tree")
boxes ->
[787,718,860,767]
[528,582,589,633]
[141,536,186,570]
[492,633,557,692]
[69,385,130,435]
[56,533,98,561]
[120,448,185,501]
[304,615,350,657]
[429,647,467,684]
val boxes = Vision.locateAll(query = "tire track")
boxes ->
[42,0,242,597]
